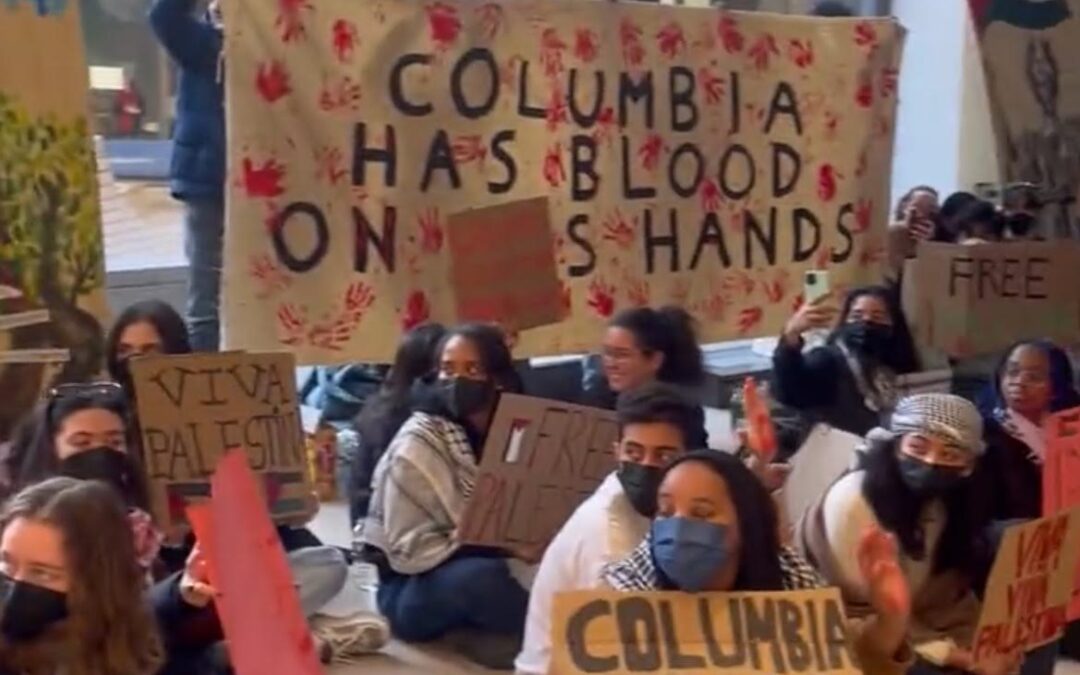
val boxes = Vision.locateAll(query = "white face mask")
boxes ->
[208,0,223,29]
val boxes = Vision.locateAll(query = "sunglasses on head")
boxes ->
[45,382,128,427]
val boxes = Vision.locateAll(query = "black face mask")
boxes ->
[841,321,893,359]
[0,573,68,642]
[59,447,136,505]
[617,462,664,517]
[1006,213,1038,238]
[898,455,966,497]
[437,377,494,420]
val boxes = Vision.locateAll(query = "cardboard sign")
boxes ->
[1043,406,1080,620]
[971,510,1080,663]
[969,0,1080,239]
[902,242,1080,357]
[458,394,618,550]
[129,352,315,530]
[447,197,563,332]
[0,0,108,441]
[220,0,904,363]
[205,451,323,675]
[551,589,858,674]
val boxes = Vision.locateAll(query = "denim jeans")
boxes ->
[377,555,528,642]
[183,196,224,352]
[290,545,348,616]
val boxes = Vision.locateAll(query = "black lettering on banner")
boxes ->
[948,256,973,297]
[555,410,589,476]
[659,600,706,668]
[216,419,242,453]
[615,597,662,671]
[976,258,1000,299]
[778,599,812,671]
[272,202,330,273]
[701,598,746,666]
[566,600,617,672]
[569,69,606,128]
[728,71,741,135]
[150,368,186,407]
[571,135,600,201]
[719,144,755,200]
[804,599,827,671]
[670,66,699,133]
[566,214,597,277]
[389,53,433,116]
[534,408,573,473]
[689,212,732,270]
[225,363,262,400]
[351,123,397,187]
[764,81,803,136]
[823,599,851,669]
[1000,257,1020,297]
[621,136,657,200]
[792,208,822,263]
[743,598,784,672]
[618,71,655,129]
[1026,257,1049,299]
[352,205,397,273]
[420,130,462,192]
[743,208,778,268]
[644,209,681,274]
[200,369,228,406]
[517,61,546,119]
[450,48,499,120]
[831,203,855,263]
[771,143,802,198]
[669,142,704,198]
[261,363,289,405]
[488,130,517,194]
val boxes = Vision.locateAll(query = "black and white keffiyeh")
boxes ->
[864,393,985,457]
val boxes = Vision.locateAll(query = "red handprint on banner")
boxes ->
[332,19,359,63]
[401,290,432,331]
[241,157,286,199]
[748,34,778,71]
[452,135,488,166]
[275,0,311,43]
[788,39,813,68]
[426,2,461,51]
[700,178,722,213]
[738,307,764,334]
[638,133,665,172]
[540,28,568,77]
[574,28,599,63]
[417,208,444,255]
[587,279,617,318]
[475,3,504,40]
[249,254,292,299]
[543,143,565,188]
[718,15,745,54]
[255,60,291,103]
[699,67,725,105]
[656,22,686,59]
[277,303,308,346]
[620,18,646,67]
[602,210,636,249]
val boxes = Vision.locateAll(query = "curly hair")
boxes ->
[0,478,163,675]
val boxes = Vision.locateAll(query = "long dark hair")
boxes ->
[10,386,150,512]
[0,478,163,675]
[435,323,523,393]
[861,437,984,574]
[893,184,939,220]
[354,323,446,450]
[656,450,785,592]
[981,339,1080,416]
[105,300,191,383]
[610,306,705,387]
[827,285,920,374]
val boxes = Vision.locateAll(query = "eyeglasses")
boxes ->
[45,382,128,428]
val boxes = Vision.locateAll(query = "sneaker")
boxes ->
[310,611,390,661]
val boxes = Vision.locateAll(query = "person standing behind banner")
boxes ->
[0,478,164,675]
[581,306,708,447]
[358,323,532,669]
[149,0,225,352]
[887,185,940,283]
[602,450,914,674]
[772,285,920,438]
[106,300,192,398]
[515,383,701,675]
[798,394,1026,675]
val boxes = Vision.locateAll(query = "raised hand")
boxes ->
[782,293,837,345]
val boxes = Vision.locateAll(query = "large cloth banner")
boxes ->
[223,0,903,362]
[969,0,1080,238]
[0,0,108,440]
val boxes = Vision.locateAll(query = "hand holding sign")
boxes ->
[782,294,838,345]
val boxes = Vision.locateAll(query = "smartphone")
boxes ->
[803,270,830,304]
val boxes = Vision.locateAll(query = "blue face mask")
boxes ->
[649,517,732,592]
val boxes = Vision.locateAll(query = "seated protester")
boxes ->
[798,394,1024,674]
[9,383,162,575]
[0,477,163,675]
[359,323,531,668]
[887,185,940,282]
[954,199,1005,245]
[976,340,1080,521]
[581,306,708,447]
[604,450,913,674]
[151,542,358,673]
[348,322,445,526]
[772,285,920,438]
[516,383,701,674]
[106,299,192,397]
